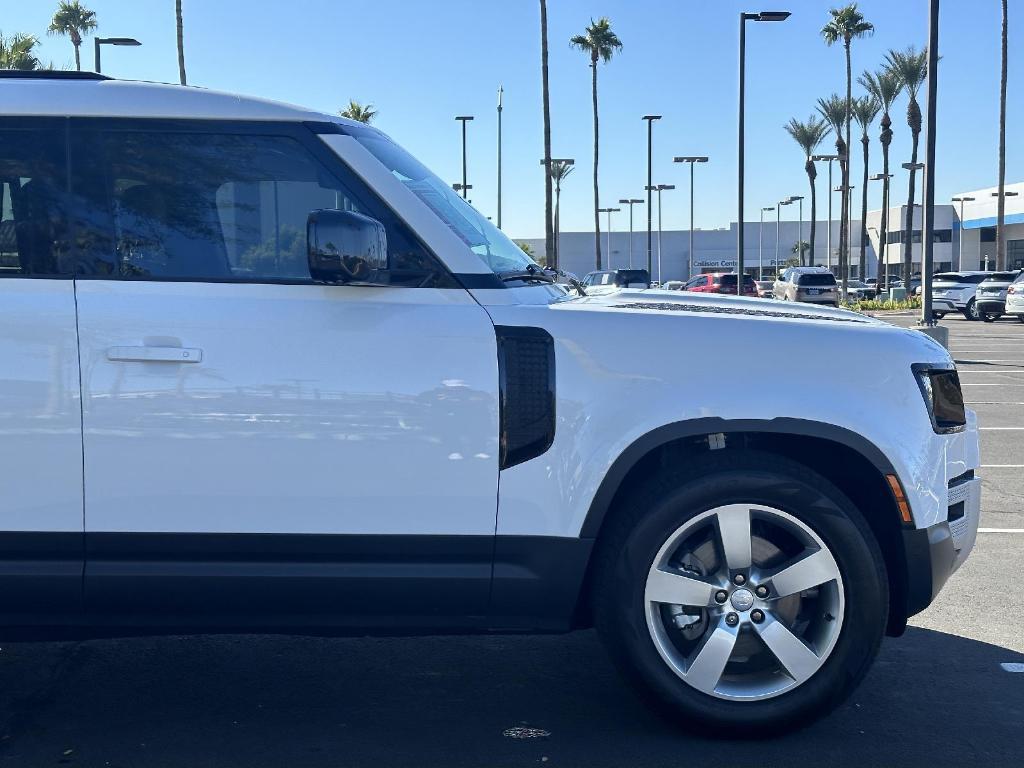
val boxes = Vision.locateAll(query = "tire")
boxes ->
[964,298,980,321]
[982,313,1001,323]
[932,312,946,320]
[592,451,887,737]
[1018,315,1024,324]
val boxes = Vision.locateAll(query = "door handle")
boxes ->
[106,346,203,363]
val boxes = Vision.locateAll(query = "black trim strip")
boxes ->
[453,272,506,290]
[496,326,556,469]
[580,417,898,538]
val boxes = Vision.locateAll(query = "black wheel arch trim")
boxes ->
[579,417,898,539]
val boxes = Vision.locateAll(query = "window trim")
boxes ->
[66,117,460,288]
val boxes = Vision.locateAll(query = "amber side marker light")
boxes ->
[886,474,914,524]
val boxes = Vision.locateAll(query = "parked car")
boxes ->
[844,279,877,301]
[973,271,1021,322]
[754,279,774,299]
[929,271,995,320]
[0,71,981,736]
[683,272,758,297]
[581,268,652,295]
[661,280,685,291]
[773,267,839,306]
[1004,271,1024,323]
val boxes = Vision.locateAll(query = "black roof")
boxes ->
[0,70,110,80]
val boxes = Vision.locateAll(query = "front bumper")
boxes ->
[902,472,981,617]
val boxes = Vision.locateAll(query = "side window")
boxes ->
[71,126,455,287]
[0,124,71,277]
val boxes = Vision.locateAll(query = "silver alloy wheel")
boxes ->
[644,504,845,701]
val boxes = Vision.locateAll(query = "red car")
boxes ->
[683,272,758,297]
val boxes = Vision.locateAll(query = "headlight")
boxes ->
[913,364,966,433]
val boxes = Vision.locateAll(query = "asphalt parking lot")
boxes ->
[0,313,1021,768]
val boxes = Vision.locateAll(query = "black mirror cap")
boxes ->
[307,209,388,284]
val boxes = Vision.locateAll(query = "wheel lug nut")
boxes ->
[755,585,769,599]
[733,574,746,586]
[751,609,765,624]
[725,612,739,627]
[715,590,729,604]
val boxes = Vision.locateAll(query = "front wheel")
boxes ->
[593,452,887,736]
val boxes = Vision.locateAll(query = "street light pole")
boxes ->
[760,206,774,280]
[774,199,790,268]
[599,207,620,268]
[673,156,709,279]
[93,36,141,73]
[951,196,975,270]
[738,10,791,295]
[813,155,838,271]
[455,116,474,199]
[646,184,675,283]
[642,116,662,276]
[619,198,644,268]
[789,195,805,265]
[496,87,503,229]
[920,0,942,329]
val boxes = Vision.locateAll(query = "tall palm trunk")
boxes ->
[842,39,852,298]
[997,0,1008,269]
[540,0,554,267]
[176,0,187,85]
[554,180,561,265]
[879,111,892,283]
[860,131,869,278]
[903,98,922,285]
[805,157,818,266]
[71,30,81,70]
[590,53,602,269]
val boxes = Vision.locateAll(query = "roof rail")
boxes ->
[0,70,110,80]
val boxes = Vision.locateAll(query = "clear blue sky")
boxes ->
[7,0,1019,239]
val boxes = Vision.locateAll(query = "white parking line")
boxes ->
[981,464,1024,467]
[979,427,1024,430]
[1002,663,1024,673]
[979,528,1024,533]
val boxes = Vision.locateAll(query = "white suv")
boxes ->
[929,271,995,320]
[1005,271,1024,322]
[0,72,981,735]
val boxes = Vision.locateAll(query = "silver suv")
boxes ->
[1005,271,1024,322]
[929,271,994,320]
[974,271,1022,322]
[773,267,839,306]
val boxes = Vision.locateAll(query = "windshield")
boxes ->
[347,125,538,275]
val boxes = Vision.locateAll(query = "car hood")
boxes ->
[558,287,878,326]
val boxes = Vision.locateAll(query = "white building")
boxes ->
[518,181,1024,282]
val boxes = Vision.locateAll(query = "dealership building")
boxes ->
[517,181,1024,282]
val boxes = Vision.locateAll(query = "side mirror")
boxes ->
[307,209,387,284]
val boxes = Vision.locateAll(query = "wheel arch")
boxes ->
[574,418,911,636]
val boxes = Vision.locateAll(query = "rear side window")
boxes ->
[718,274,756,288]
[797,273,837,286]
[70,125,454,286]
[0,124,71,277]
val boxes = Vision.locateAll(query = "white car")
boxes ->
[929,271,995,320]
[0,72,981,736]
[581,268,652,295]
[1005,271,1024,322]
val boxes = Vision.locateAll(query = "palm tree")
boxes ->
[47,1,97,71]
[858,68,903,283]
[997,0,1008,269]
[540,1,554,267]
[885,46,928,284]
[515,241,535,258]
[852,95,880,280]
[570,17,623,271]
[784,116,830,266]
[0,32,43,70]
[792,240,811,264]
[549,160,575,268]
[339,100,377,124]
[822,4,874,297]
[176,0,186,85]
[818,94,849,281]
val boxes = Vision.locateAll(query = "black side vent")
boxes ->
[496,326,555,470]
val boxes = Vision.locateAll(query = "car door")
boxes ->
[0,118,84,622]
[69,120,500,630]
